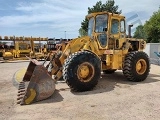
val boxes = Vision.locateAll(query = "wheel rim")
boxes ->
[136,59,147,75]
[77,62,94,82]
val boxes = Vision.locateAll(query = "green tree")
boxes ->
[143,8,160,43]
[133,25,147,39]
[79,0,121,36]
[79,28,87,37]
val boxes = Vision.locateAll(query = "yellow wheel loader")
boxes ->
[17,12,150,105]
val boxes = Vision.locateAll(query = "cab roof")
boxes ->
[86,11,125,19]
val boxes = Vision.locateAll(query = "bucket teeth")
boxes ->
[19,82,25,86]
[17,95,24,100]
[18,87,25,90]
[19,84,25,87]
[18,82,25,90]
[17,92,25,96]
[19,81,24,84]
[20,101,25,105]
[16,60,56,105]
[17,100,25,105]
[18,89,26,93]
[17,81,26,104]
[19,83,25,85]
[17,100,21,104]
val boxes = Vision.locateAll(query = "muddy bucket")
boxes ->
[17,59,55,105]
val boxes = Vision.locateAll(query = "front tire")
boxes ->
[63,51,101,92]
[123,51,150,82]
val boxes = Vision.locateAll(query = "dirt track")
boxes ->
[0,61,160,120]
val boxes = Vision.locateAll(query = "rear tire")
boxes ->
[123,51,150,82]
[63,51,101,92]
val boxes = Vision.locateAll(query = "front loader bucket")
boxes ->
[17,59,55,105]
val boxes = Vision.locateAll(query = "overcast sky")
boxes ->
[0,0,159,39]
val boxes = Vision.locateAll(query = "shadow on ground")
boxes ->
[32,71,160,104]
[72,71,160,96]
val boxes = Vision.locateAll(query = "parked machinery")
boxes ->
[0,36,48,60]
[17,11,150,105]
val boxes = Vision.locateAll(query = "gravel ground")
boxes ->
[0,61,160,120]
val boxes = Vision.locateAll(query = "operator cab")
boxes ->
[86,12,126,49]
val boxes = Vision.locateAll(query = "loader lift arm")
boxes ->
[17,36,101,105]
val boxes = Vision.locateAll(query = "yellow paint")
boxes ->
[77,62,95,82]
[136,59,147,75]
[106,54,110,66]
[25,89,36,105]
[78,65,90,79]
[3,52,13,59]
[15,68,27,82]
[29,11,147,82]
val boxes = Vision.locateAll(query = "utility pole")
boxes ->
[64,31,66,39]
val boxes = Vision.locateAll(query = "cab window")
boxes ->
[111,19,119,34]
[95,14,108,33]
[120,20,125,32]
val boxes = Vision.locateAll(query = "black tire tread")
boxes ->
[63,50,101,91]
[123,51,150,82]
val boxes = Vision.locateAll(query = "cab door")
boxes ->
[110,18,120,49]
[95,14,108,49]
[110,18,126,49]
